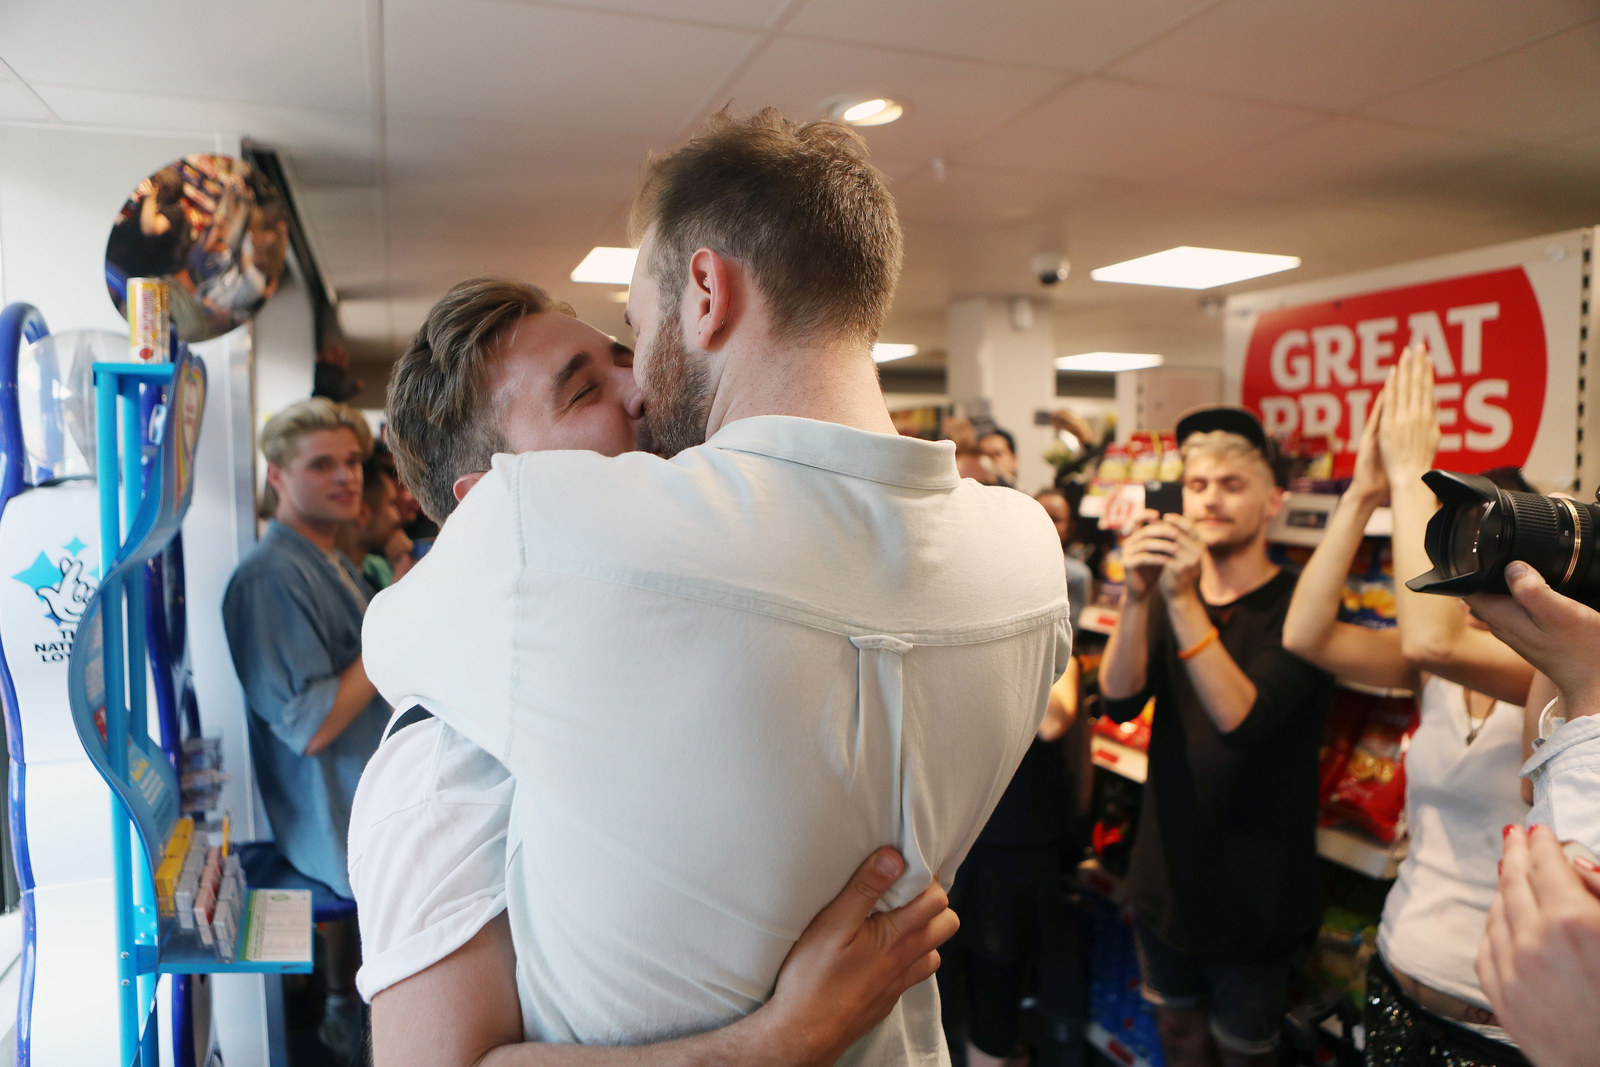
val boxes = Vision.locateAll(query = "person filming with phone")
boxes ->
[1100,407,1334,1067]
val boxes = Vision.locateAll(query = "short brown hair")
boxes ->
[258,397,372,518]
[629,107,902,346]
[386,278,574,522]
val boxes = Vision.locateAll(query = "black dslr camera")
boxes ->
[1407,470,1600,606]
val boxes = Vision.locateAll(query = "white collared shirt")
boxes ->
[364,416,1073,1063]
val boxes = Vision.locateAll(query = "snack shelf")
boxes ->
[1316,824,1407,880]
[1079,604,1121,637]
[1091,735,1148,783]
[1092,734,1408,879]
[1077,857,1126,904]
[1268,493,1393,546]
[1088,1022,1158,1067]
[1336,677,1415,701]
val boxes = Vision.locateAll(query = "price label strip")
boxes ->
[241,889,313,964]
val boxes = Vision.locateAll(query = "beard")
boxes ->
[639,309,712,458]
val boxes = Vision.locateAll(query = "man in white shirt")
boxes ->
[363,108,1072,1064]
[352,278,958,1066]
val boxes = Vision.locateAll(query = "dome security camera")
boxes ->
[1033,253,1070,286]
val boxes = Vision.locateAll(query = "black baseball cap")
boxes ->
[1174,405,1288,487]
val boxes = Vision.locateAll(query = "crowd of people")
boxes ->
[213,104,1600,1067]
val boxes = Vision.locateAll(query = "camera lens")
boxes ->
[1408,470,1600,606]
[1446,500,1497,577]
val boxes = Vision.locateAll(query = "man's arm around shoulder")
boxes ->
[371,849,957,1067]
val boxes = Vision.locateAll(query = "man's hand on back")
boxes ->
[759,848,958,1066]
[375,847,958,1067]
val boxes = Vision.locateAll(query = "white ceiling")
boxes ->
[2,0,1598,384]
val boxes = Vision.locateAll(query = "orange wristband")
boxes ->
[1177,626,1220,661]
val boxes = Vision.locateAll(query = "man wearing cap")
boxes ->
[1099,407,1334,1067]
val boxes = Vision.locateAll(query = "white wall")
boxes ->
[0,121,282,1067]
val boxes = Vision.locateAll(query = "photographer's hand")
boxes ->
[1467,563,1600,719]
[1478,825,1600,1067]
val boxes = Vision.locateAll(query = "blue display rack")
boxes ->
[63,346,310,1067]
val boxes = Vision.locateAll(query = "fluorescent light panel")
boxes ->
[1090,246,1300,290]
[571,246,638,285]
[872,343,918,363]
[1054,352,1165,373]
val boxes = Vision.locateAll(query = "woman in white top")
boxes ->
[1283,344,1536,1067]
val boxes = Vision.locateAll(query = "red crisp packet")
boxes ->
[1322,692,1419,843]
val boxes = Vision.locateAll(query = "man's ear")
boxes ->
[1265,485,1287,522]
[265,462,285,493]
[688,247,733,349]
[453,470,488,503]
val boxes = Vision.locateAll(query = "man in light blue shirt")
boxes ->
[224,398,390,895]
[222,397,390,1055]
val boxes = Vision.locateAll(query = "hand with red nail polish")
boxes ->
[1478,824,1600,1066]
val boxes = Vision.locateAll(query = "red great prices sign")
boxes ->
[1241,267,1546,480]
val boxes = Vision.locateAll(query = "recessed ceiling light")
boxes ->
[571,246,638,285]
[1054,352,1165,373]
[872,343,918,363]
[825,96,905,127]
[1090,247,1300,290]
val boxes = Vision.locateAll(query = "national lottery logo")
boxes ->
[11,537,98,663]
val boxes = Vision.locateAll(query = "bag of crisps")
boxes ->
[1322,692,1419,843]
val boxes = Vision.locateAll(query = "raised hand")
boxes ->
[1347,388,1388,504]
[1377,343,1441,484]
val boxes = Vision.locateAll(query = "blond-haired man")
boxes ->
[224,398,390,897]
[364,109,1070,1065]
[1100,407,1332,1067]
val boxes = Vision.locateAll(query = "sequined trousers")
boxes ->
[1365,956,1529,1067]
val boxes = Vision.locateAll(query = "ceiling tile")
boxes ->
[784,0,1217,71]
[383,0,757,137]
[1359,20,1600,145]
[0,62,53,121]
[503,0,791,30]
[0,1,372,111]
[386,180,617,246]
[891,164,1117,228]
[1179,116,1511,202]
[951,78,1320,183]
[719,36,1071,171]
[30,84,376,175]
[384,115,643,200]
[1108,0,1600,111]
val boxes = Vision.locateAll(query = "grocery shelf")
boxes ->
[1268,493,1393,546]
[1317,824,1407,880]
[1088,1022,1158,1067]
[1092,734,1408,879]
[1336,676,1415,700]
[1077,857,1126,904]
[1079,604,1121,637]
[1091,735,1148,783]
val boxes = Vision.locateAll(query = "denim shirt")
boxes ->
[223,520,389,896]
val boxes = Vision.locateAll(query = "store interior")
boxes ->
[0,2,1598,1066]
